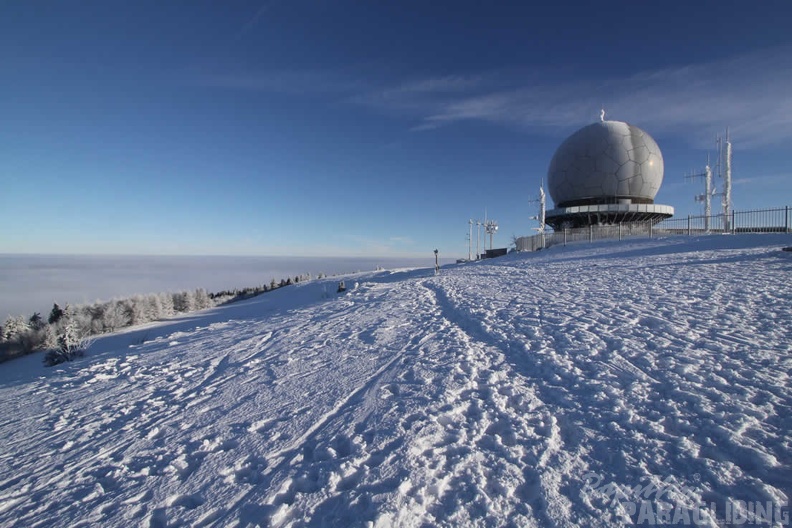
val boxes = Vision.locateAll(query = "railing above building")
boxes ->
[516,206,792,252]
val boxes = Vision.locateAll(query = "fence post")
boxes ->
[619,223,622,241]
[687,215,691,236]
[589,225,593,243]
[732,210,736,234]
[563,229,567,246]
[786,206,790,233]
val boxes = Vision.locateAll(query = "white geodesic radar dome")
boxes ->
[547,120,664,207]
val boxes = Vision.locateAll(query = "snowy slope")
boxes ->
[1,235,790,527]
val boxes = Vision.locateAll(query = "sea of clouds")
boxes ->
[0,254,445,319]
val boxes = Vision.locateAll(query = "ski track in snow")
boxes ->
[0,235,790,527]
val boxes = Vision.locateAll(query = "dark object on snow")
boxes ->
[484,248,508,259]
[783,247,792,252]
[337,281,346,293]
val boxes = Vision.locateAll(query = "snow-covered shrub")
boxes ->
[43,314,92,366]
[2,316,29,342]
[0,314,47,355]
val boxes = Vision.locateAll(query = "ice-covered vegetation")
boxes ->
[1,289,214,365]
[0,274,317,365]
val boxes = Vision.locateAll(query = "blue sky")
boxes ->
[2,1,791,258]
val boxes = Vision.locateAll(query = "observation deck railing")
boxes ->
[515,206,792,252]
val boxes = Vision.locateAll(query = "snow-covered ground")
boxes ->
[1,235,790,527]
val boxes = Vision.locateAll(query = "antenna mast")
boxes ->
[468,219,473,261]
[715,131,734,231]
[528,180,547,248]
[722,128,733,230]
[484,219,499,251]
[476,220,481,260]
[685,155,714,232]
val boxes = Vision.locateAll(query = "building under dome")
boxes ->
[545,118,674,229]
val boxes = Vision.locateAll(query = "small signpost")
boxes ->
[434,249,440,275]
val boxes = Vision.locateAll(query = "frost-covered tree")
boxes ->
[43,324,59,350]
[172,291,195,313]
[29,312,45,331]
[103,300,130,332]
[44,309,88,366]
[159,292,174,317]
[143,294,163,321]
[0,314,45,353]
[172,292,183,312]
[48,303,64,325]
[122,296,147,326]
[18,327,47,354]
[58,318,79,351]
[194,288,211,310]
[84,303,106,335]
[3,315,29,342]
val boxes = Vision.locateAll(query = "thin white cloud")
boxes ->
[339,234,418,256]
[362,46,792,148]
[380,75,487,97]
[388,236,415,245]
[733,174,789,186]
[185,46,792,149]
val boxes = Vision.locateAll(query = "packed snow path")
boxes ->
[1,235,790,527]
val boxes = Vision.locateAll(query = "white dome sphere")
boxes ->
[547,121,664,207]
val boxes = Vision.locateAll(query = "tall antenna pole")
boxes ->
[468,219,473,261]
[539,181,546,248]
[704,160,713,230]
[716,134,727,231]
[476,220,481,260]
[483,219,499,250]
[723,128,732,230]
[686,155,715,232]
[481,207,499,252]
[529,180,547,249]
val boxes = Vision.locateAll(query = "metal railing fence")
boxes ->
[515,206,791,252]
